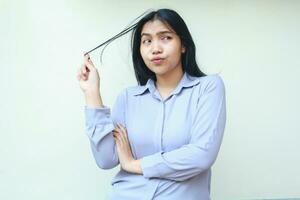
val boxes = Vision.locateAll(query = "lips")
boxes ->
[151,57,165,65]
[151,56,163,61]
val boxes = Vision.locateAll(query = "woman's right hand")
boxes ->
[77,54,100,96]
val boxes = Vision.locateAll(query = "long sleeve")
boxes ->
[140,75,226,182]
[84,89,127,169]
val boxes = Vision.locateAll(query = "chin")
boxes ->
[151,68,169,76]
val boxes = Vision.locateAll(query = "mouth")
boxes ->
[151,58,164,65]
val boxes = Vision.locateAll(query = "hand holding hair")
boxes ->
[77,54,103,107]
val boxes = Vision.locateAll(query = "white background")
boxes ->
[1,0,299,199]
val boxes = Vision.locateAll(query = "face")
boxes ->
[140,19,185,77]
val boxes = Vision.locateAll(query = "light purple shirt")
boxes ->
[84,72,226,200]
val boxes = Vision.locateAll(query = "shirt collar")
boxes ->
[132,72,201,96]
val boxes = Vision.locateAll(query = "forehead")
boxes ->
[141,19,174,36]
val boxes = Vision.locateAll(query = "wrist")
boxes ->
[85,91,103,107]
[84,88,100,97]
[128,159,143,174]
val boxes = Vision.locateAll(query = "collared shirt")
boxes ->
[84,72,226,200]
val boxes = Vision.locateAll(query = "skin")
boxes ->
[77,19,185,174]
[140,19,186,99]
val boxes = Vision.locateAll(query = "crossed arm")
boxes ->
[112,122,143,174]
[86,75,226,182]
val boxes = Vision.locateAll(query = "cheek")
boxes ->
[168,46,182,60]
[140,48,147,61]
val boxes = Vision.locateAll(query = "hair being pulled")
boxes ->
[84,8,206,85]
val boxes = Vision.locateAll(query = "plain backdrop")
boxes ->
[1,0,299,199]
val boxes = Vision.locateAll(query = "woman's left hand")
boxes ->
[113,123,140,173]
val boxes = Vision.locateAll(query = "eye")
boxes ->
[162,36,172,40]
[142,39,151,44]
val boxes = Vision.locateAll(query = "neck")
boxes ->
[155,66,184,90]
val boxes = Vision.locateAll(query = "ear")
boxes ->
[181,46,186,53]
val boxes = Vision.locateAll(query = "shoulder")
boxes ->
[199,74,224,86]
[196,74,225,95]
[116,85,147,98]
[124,85,148,96]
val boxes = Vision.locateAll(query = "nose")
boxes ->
[151,41,162,54]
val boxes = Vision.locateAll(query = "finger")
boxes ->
[115,127,127,145]
[114,139,121,150]
[84,53,95,66]
[113,130,123,142]
[113,132,122,146]
[79,66,86,80]
[88,56,95,66]
[114,127,121,134]
[79,65,88,80]
[117,123,127,135]
[84,54,94,71]
[81,67,85,76]
[84,53,90,61]
[81,64,88,75]
[114,126,123,134]
[117,123,128,142]
[81,69,88,80]
[80,72,87,81]
[114,127,125,143]
[112,131,117,140]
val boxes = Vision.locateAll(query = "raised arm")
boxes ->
[77,54,125,169]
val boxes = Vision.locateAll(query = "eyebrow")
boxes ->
[141,31,174,37]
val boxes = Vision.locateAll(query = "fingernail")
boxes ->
[84,52,89,58]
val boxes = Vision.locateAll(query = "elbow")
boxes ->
[195,150,218,173]
[95,158,118,170]
[90,142,119,170]
[198,158,216,172]
[96,162,115,170]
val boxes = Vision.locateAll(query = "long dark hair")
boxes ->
[132,9,206,85]
[86,8,206,85]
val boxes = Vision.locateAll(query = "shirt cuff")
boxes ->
[141,151,165,178]
[84,106,111,125]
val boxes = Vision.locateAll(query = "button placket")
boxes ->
[159,101,166,151]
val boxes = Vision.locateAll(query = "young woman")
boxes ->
[77,8,226,200]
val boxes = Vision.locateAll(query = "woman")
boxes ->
[77,8,226,200]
